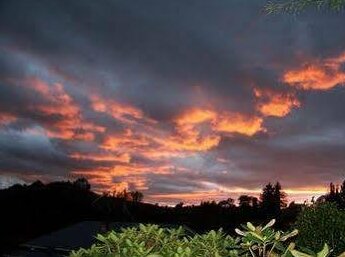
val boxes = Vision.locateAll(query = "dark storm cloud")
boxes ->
[0,128,69,174]
[0,0,345,202]
[1,0,259,117]
[1,0,344,113]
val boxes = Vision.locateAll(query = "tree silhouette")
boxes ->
[73,178,91,190]
[218,198,235,208]
[325,181,345,207]
[130,191,144,202]
[175,202,184,209]
[238,195,259,208]
[238,195,252,208]
[251,196,259,209]
[340,179,345,208]
[115,189,130,200]
[260,183,275,212]
[274,182,287,209]
[260,182,286,218]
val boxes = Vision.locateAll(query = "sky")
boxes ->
[0,0,345,205]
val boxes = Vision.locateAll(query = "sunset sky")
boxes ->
[0,0,345,205]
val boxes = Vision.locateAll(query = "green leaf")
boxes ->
[247,222,256,231]
[235,228,246,236]
[317,244,330,257]
[263,219,276,231]
[280,229,299,241]
[248,231,265,241]
[290,249,313,257]
[275,231,281,240]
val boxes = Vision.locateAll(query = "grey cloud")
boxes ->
[0,128,70,174]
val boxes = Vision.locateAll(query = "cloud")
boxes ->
[10,76,104,141]
[70,152,131,163]
[0,0,345,204]
[212,112,264,136]
[283,52,345,90]
[254,88,300,117]
[0,175,26,189]
[0,127,70,176]
[90,94,150,124]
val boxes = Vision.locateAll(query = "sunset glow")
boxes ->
[1,0,345,205]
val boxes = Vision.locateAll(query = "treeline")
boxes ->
[0,178,344,252]
[321,181,345,208]
[0,178,149,251]
[191,182,288,218]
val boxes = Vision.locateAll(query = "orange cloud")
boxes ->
[254,88,300,117]
[70,152,131,163]
[72,162,173,193]
[212,113,264,136]
[165,108,263,152]
[19,79,272,197]
[139,149,186,160]
[175,108,217,126]
[101,129,150,150]
[72,169,120,192]
[99,128,188,161]
[110,164,173,176]
[22,77,105,141]
[91,94,155,124]
[158,133,221,152]
[283,53,345,90]
[69,98,272,196]
[158,108,221,152]
[99,108,220,159]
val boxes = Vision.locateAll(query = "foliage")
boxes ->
[238,195,259,209]
[235,219,298,257]
[290,243,334,257]
[69,220,345,257]
[188,229,239,257]
[70,224,237,257]
[264,0,345,14]
[234,219,344,257]
[324,181,345,209]
[295,202,345,256]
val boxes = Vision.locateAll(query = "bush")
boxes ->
[70,224,238,257]
[70,220,342,257]
[295,202,345,256]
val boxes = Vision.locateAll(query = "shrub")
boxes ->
[70,220,343,257]
[70,224,238,257]
[295,202,345,256]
